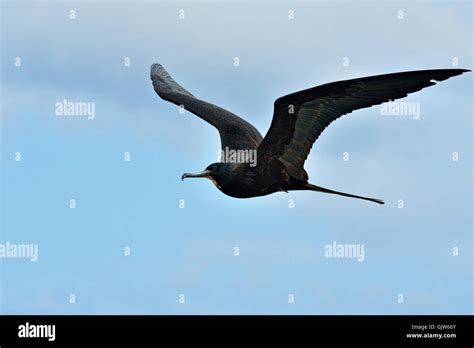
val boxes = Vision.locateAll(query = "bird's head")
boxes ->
[181,162,232,189]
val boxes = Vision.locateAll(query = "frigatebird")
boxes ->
[151,64,469,204]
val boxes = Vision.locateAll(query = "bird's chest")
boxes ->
[219,167,282,198]
[214,170,254,198]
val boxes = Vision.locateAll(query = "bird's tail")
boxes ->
[302,183,384,205]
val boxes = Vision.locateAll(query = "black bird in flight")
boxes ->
[151,64,469,204]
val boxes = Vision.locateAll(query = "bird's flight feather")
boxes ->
[150,63,263,152]
[257,69,470,181]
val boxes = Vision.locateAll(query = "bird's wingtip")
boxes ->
[454,68,471,75]
[150,63,164,78]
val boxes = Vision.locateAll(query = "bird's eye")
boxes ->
[212,166,217,171]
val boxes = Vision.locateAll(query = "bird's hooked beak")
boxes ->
[181,170,212,181]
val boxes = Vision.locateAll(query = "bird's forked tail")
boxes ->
[303,183,384,204]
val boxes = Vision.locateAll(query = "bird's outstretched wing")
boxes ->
[257,69,470,181]
[151,63,263,151]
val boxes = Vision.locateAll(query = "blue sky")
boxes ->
[0,0,472,314]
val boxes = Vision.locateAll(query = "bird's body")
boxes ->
[205,162,290,199]
[151,64,469,204]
